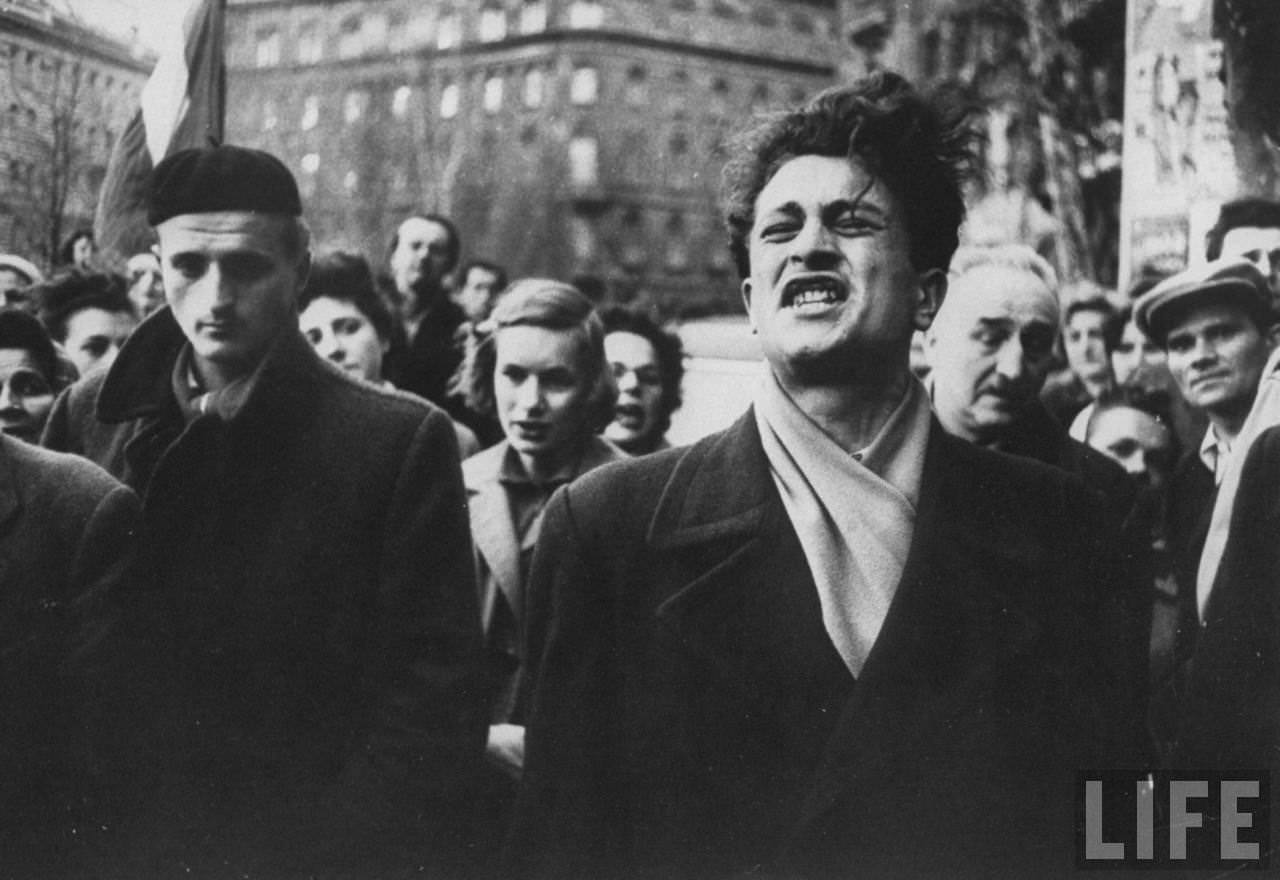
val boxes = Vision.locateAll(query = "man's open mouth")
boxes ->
[782,277,847,308]
[614,403,645,428]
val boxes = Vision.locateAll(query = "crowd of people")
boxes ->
[2,69,1279,878]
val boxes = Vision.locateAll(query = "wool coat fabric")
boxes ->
[506,411,1150,879]
[0,435,139,871]
[41,307,487,877]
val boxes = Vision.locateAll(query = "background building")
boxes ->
[840,0,1126,289]
[225,0,839,316]
[0,0,151,269]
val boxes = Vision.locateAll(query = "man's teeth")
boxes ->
[789,282,841,306]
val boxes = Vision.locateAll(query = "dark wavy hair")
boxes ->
[600,306,684,432]
[452,279,616,431]
[722,71,977,280]
[0,307,59,386]
[298,250,396,345]
[57,228,95,268]
[35,271,134,342]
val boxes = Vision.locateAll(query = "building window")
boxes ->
[570,65,598,105]
[752,6,778,27]
[405,13,433,47]
[624,65,647,105]
[262,99,277,131]
[338,17,362,58]
[480,6,507,42]
[671,0,695,10]
[790,11,814,34]
[437,13,461,50]
[669,130,688,156]
[665,213,690,271]
[711,0,740,19]
[568,1,604,28]
[569,216,594,261]
[484,76,504,114]
[521,0,547,34]
[440,82,460,119]
[363,14,388,52]
[523,68,544,108]
[300,94,319,130]
[255,28,280,67]
[391,85,412,118]
[343,89,368,124]
[750,82,770,109]
[569,136,598,187]
[297,21,322,63]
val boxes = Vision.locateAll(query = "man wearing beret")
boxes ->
[42,145,486,876]
[1136,257,1278,759]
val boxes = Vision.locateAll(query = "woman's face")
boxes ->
[494,324,594,476]
[299,295,387,382]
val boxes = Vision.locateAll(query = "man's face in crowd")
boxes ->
[1220,225,1280,297]
[495,324,593,473]
[742,154,933,387]
[0,347,53,442]
[926,265,1058,443]
[127,252,166,317]
[604,330,665,453]
[0,269,34,312]
[1112,317,1166,386]
[454,266,502,323]
[63,306,137,377]
[390,217,454,303]
[300,295,387,383]
[1086,405,1175,489]
[1064,308,1111,385]
[1164,302,1272,422]
[157,211,305,381]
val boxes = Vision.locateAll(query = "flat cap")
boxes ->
[147,144,301,226]
[1133,256,1273,344]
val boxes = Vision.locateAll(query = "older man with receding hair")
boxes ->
[43,144,485,876]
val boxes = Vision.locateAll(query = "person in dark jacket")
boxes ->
[506,72,1148,880]
[41,144,486,877]
[0,433,139,874]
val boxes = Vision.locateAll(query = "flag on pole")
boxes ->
[94,0,226,261]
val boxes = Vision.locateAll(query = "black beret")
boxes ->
[147,144,301,226]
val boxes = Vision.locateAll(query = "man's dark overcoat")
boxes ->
[507,411,1150,879]
[41,307,486,876]
[0,435,139,870]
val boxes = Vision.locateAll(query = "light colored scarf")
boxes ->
[754,372,932,676]
[1196,345,1280,618]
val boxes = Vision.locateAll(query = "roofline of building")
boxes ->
[232,28,836,79]
[0,10,154,74]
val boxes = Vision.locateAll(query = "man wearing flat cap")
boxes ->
[42,145,485,875]
[1136,257,1278,760]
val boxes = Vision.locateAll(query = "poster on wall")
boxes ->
[1121,0,1237,286]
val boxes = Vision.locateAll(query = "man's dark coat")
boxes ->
[0,435,139,870]
[42,308,486,876]
[507,412,1149,879]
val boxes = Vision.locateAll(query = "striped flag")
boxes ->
[94,0,226,261]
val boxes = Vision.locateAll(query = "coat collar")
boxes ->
[466,436,626,626]
[95,305,323,428]
[645,411,1050,841]
[0,435,22,532]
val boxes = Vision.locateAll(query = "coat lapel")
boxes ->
[650,412,850,705]
[786,427,1048,839]
[0,439,21,584]
[464,446,524,627]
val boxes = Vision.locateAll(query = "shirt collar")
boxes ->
[169,342,268,423]
[1198,424,1229,484]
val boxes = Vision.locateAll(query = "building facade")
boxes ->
[225,0,838,315]
[0,0,150,269]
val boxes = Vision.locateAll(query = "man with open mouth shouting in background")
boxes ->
[506,72,1149,879]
